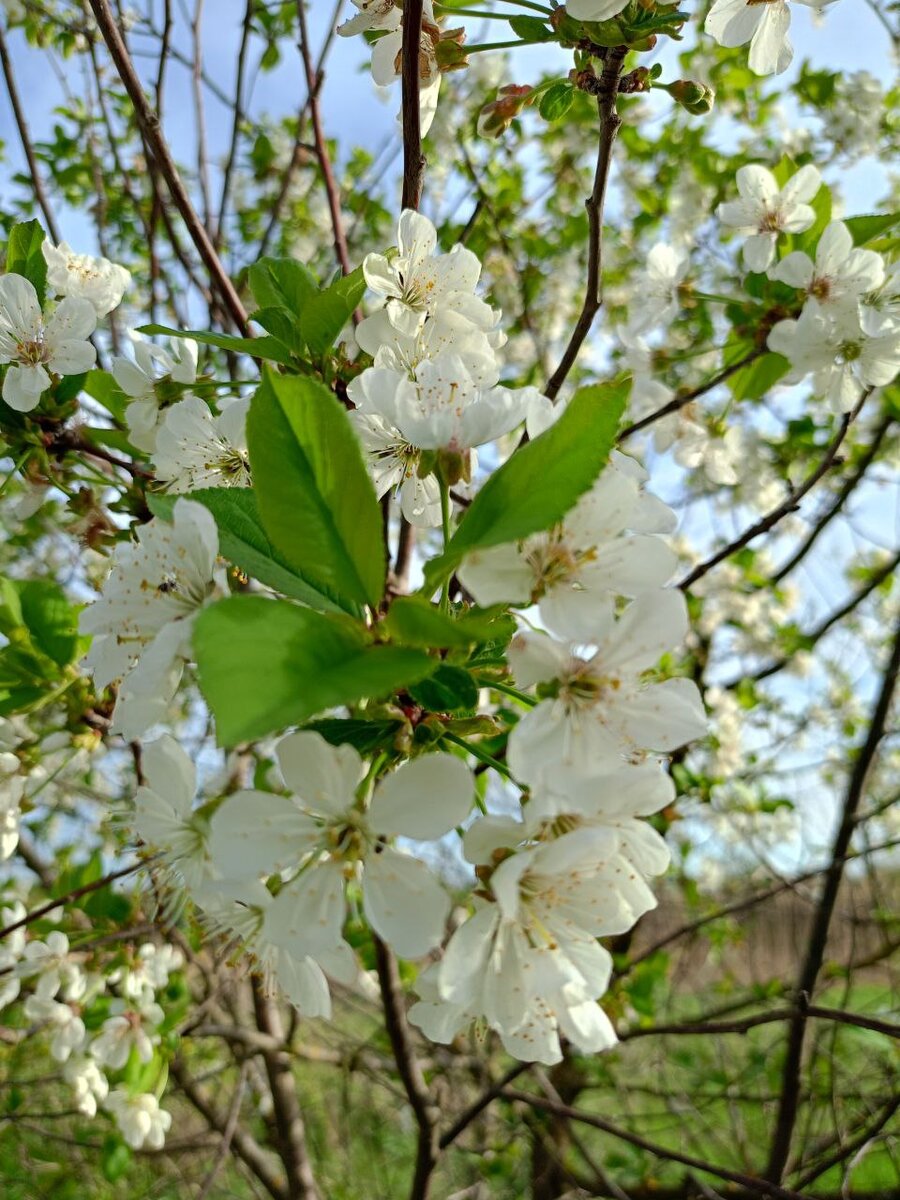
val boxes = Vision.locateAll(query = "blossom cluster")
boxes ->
[0,914,177,1149]
[717,163,900,411]
[349,208,541,525]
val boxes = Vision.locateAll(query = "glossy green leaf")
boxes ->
[299,266,366,356]
[137,323,296,366]
[248,369,386,613]
[424,380,627,590]
[7,219,48,305]
[147,488,343,612]
[194,596,436,744]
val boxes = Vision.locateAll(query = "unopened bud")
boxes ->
[435,27,468,72]
[666,79,715,115]
[477,84,533,138]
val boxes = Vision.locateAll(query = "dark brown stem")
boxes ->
[502,1089,815,1200]
[251,982,321,1200]
[617,347,764,442]
[401,0,425,210]
[87,0,250,334]
[373,935,439,1200]
[765,613,900,1184]
[680,397,866,592]
[544,48,626,402]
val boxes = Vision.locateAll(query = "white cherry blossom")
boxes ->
[351,410,443,527]
[705,0,838,77]
[90,997,163,1069]
[769,221,885,311]
[363,210,494,338]
[64,1055,109,1117]
[625,242,690,334]
[0,274,96,411]
[113,334,199,452]
[353,352,537,454]
[152,396,250,492]
[768,306,900,411]
[23,994,87,1062]
[209,733,473,960]
[132,736,217,891]
[79,500,224,739]
[337,0,400,38]
[458,460,677,638]
[566,0,629,19]
[104,1090,172,1150]
[506,590,707,785]
[717,163,822,273]
[42,239,130,316]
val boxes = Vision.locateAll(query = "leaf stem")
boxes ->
[442,730,511,781]
[439,476,452,613]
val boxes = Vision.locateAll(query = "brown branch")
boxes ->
[197,1061,249,1200]
[771,411,894,583]
[401,0,426,210]
[501,1089,816,1200]
[373,935,439,1200]
[618,1004,900,1042]
[86,0,250,334]
[765,612,900,1184]
[215,0,254,250]
[617,347,764,442]
[296,0,352,277]
[793,1093,900,1190]
[171,1059,288,1200]
[439,1061,532,1149]
[679,397,866,592]
[251,982,321,1200]
[0,23,62,241]
[0,859,147,941]
[544,49,626,402]
[725,546,900,689]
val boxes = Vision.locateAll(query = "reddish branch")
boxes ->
[296,0,352,277]
[400,0,426,210]
[86,0,250,334]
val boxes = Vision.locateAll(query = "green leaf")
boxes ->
[147,488,344,612]
[409,664,478,712]
[7,219,48,304]
[509,15,555,42]
[248,369,386,613]
[299,266,366,356]
[16,579,80,667]
[727,350,791,402]
[83,369,129,423]
[249,306,305,355]
[383,595,515,649]
[137,323,296,366]
[844,212,900,247]
[194,596,436,744]
[248,256,318,314]
[424,380,627,590]
[303,717,403,755]
[539,82,574,122]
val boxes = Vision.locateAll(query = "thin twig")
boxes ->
[87,0,250,333]
[401,0,425,210]
[0,24,62,241]
[765,613,900,1184]
[680,397,866,591]
[544,50,626,401]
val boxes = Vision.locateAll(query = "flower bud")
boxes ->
[666,79,716,115]
[477,84,533,139]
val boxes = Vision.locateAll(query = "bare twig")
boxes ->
[680,398,865,591]
[765,613,900,1183]
[86,0,250,334]
[0,24,62,241]
[544,49,627,401]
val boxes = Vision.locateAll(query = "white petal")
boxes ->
[275,731,363,817]
[362,846,450,958]
[369,753,474,840]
